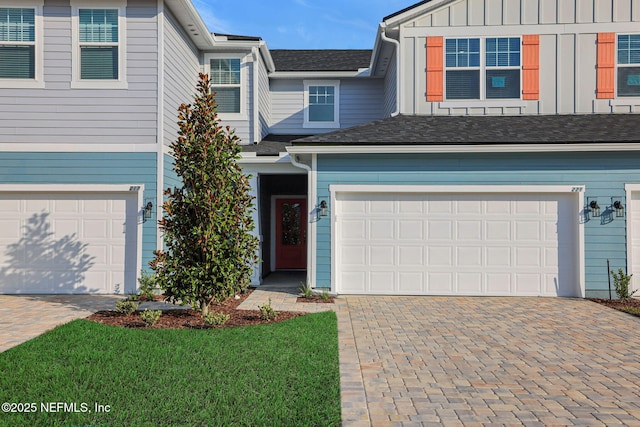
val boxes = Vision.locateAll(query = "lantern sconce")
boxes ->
[587,198,601,219]
[319,200,328,217]
[144,201,153,220]
[612,198,625,218]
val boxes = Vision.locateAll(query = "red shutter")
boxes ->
[426,37,443,102]
[596,32,615,99]
[522,35,540,100]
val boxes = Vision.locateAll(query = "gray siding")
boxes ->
[270,78,384,134]
[162,6,200,147]
[258,54,271,142]
[400,0,640,116]
[0,0,159,145]
[383,50,398,117]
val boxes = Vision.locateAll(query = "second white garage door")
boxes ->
[335,190,580,297]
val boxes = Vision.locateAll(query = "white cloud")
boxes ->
[191,0,234,34]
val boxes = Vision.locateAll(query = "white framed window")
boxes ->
[204,53,247,119]
[71,1,126,89]
[303,80,340,129]
[0,2,44,88]
[617,34,640,97]
[445,37,521,100]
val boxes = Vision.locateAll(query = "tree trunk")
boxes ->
[201,301,209,316]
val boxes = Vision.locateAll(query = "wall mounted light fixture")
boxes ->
[319,200,328,217]
[144,201,153,220]
[612,198,625,218]
[588,199,601,218]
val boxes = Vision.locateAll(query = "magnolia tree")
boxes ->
[151,73,259,315]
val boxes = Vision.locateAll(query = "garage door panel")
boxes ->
[341,219,365,239]
[398,272,423,292]
[457,272,482,293]
[398,246,423,266]
[342,245,366,265]
[371,245,394,265]
[428,220,452,239]
[399,220,422,240]
[336,191,578,296]
[54,199,80,212]
[457,221,482,240]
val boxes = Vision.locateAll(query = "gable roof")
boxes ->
[292,114,640,145]
[270,50,373,72]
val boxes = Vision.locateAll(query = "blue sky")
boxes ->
[191,0,413,49]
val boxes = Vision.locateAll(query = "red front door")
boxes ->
[275,198,307,269]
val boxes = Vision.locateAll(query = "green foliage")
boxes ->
[151,73,259,316]
[202,311,230,327]
[611,268,637,299]
[115,300,139,315]
[140,309,162,327]
[137,270,158,301]
[321,289,331,301]
[299,281,313,299]
[258,298,278,321]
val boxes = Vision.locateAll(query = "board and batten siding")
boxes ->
[269,79,385,134]
[162,6,200,147]
[0,152,158,270]
[0,0,159,146]
[399,0,640,116]
[315,152,640,297]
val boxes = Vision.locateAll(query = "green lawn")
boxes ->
[0,312,341,427]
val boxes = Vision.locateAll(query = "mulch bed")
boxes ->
[86,289,305,329]
[589,297,640,314]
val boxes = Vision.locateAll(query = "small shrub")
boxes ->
[299,282,313,299]
[138,270,158,301]
[611,268,637,300]
[258,298,278,321]
[321,289,330,301]
[115,300,139,315]
[203,311,230,326]
[140,309,162,327]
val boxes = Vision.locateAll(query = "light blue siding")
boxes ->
[0,152,157,271]
[163,153,180,191]
[316,152,640,297]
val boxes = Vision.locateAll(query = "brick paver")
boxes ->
[0,294,121,352]
[338,296,640,426]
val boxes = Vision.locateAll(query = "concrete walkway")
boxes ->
[338,296,640,426]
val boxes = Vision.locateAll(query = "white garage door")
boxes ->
[336,191,579,296]
[628,191,640,291]
[0,192,138,294]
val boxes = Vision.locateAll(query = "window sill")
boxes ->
[303,121,341,129]
[439,100,527,108]
[0,79,45,89]
[609,98,640,105]
[217,113,248,121]
[71,80,128,90]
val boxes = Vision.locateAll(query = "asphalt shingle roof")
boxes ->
[383,0,434,21]
[293,114,640,145]
[270,50,372,72]
[242,134,311,155]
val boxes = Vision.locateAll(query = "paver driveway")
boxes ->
[338,296,640,426]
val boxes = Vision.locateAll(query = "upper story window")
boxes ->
[0,2,43,88]
[617,34,640,97]
[210,58,241,113]
[445,37,521,100]
[0,8,35,79]
[204,53,246,119]
[303,80,340,128]
[71,1,126,89]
